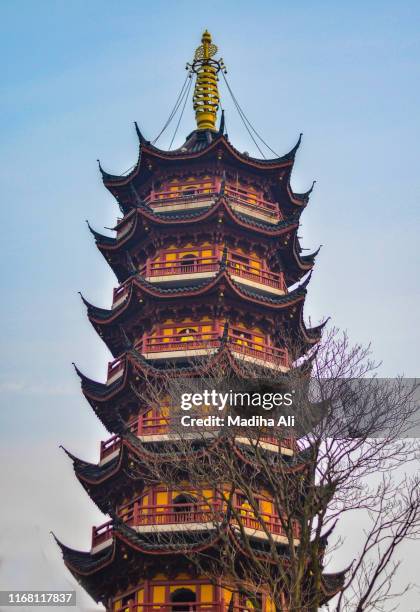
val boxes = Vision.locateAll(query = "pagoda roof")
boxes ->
[84,269,310,322]
[54,533,114,578]
[99,128,302,189]
[55,524,222,602]
[288,180,316,205]
[61,442,147,513]
[61,445,124,486]
[86,221,116,246]
[275,177,316,216]
[320,570,347,604]
[148,126,302,165]
[97,124,312,217]
[88,200,317,286]
[64,428,311,512]
[94,198,301,249]
[82,271,314,357]
[73,361,130,402]
[55,522,345,605]
[292,236,321,269]
[75,343,318,432]
[301,249,320,266]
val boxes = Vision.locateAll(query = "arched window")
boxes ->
[235,331,251,347]
[180,253,197,270]
[173,493,198,522]
[178,328,196,342]
[171,588,196,611]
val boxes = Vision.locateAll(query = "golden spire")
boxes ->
[188,30,226,131]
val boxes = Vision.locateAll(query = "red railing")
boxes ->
[136,413,173,436]
[236,433,295,450]
[111,251,285,308]
[136,328,289,369]
[228,332,288,368]
[226,260,285,292]
[116,217,135,240]
[145,185,219,208]
[113,601,270,611]
[107,357,125,384]
[139,330,221,355]
[225,185,281,220]
[112,283,130,307]
[142,179,280,221]
[114,602,227,611]
[105,331,288,386]
[142,256,220,278]
[91,520,113,547]
[99,412,295,460]
[100,434,121,460]
[135,413,295,449]
[137,253,285,292]
[239,509,287,537]
[92,501,293,548]
[100,416,172,461]
[120,501,223,528]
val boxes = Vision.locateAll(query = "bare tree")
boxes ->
[119,329,420,611]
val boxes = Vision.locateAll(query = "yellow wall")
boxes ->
[113,582,275,611]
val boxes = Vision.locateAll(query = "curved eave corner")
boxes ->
[86,220,116,248]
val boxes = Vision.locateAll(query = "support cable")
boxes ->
[169,76,193,150]
[152,73,191,145]
[115,73,190,176]
[221,71,280,158]
[222,70,266,159]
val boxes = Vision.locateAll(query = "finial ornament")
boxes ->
[187,30,227,131]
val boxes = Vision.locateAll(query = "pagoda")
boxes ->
[56,31,345,611]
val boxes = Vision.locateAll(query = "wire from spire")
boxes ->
[152,73,192,145]
[169,76,193,149]
[220,71,280,159]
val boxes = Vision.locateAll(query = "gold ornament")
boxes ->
[187,31,227,131]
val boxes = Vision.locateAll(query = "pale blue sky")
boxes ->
[0,1,419,609]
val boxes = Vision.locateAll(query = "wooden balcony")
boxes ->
[106,357,125,385]
[140,256,220,286]
[120,500,222,529]
[113,599,261,612]
[116,603,227,611]
[110,249,286,308]
[143,180,281,223]
[145,185,219,213]
[99,411,295,463]
[99,434,122,462]
[104,329,288,389]
[138,328,289,370]
[224,185,281,222]
[227,260,286,294]
[133,251,286,295]
[99,410,296,463]
[112,283,131,308]
[134,413,295,450]
[91,500,295,550]
[139,330,221,360]
[228,334,289,369]
[91,520,113,549]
